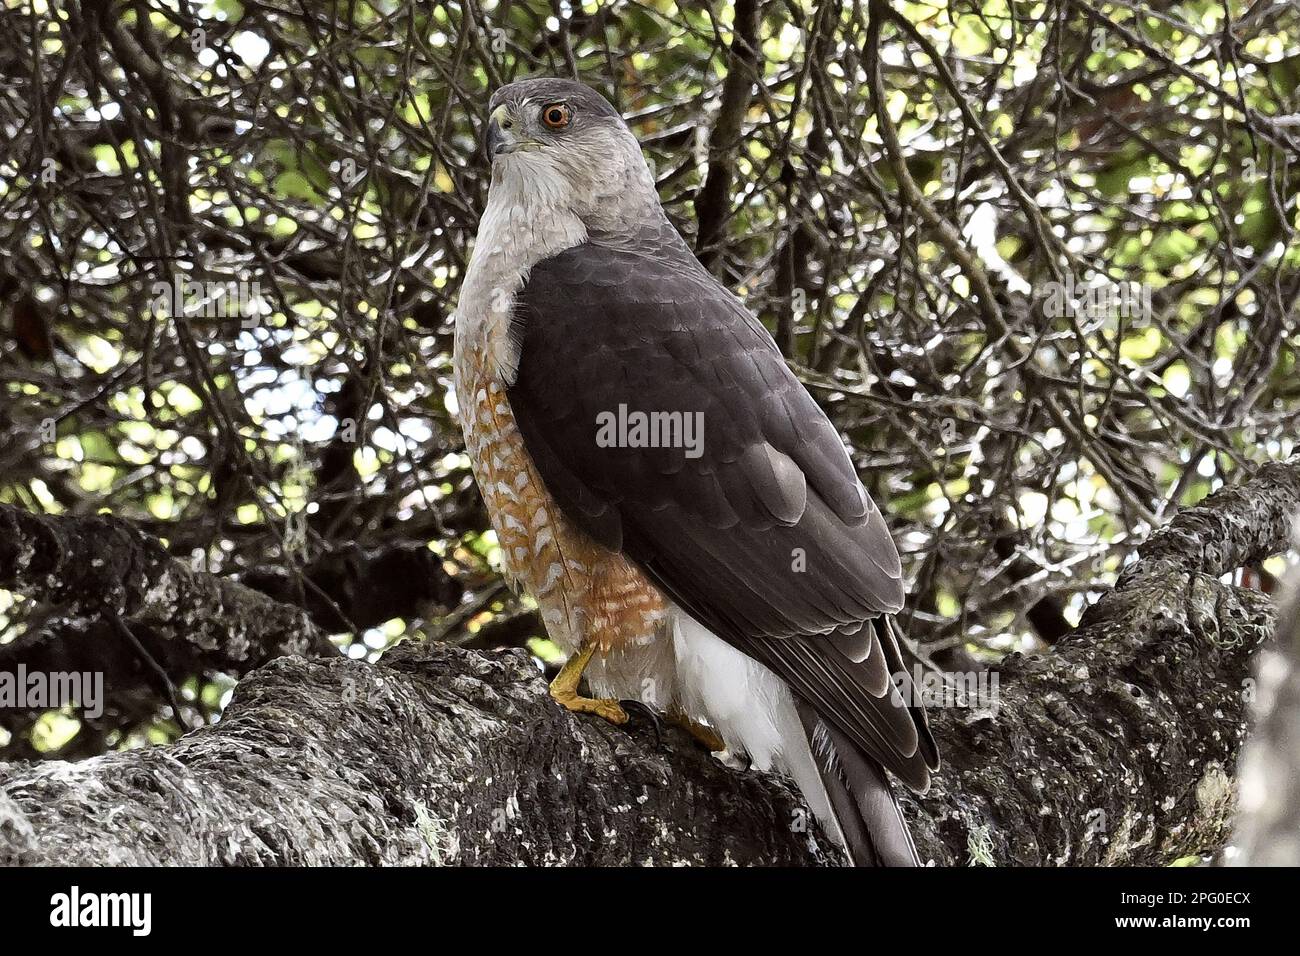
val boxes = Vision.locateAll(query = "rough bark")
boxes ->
[906,570,1271,865]
[0,459,1296,865]
[0,502,334,671]
[0,503,340,758]
[0,642,840,866]
[903,459,1299,866]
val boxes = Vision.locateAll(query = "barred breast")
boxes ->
[453,315,672,706]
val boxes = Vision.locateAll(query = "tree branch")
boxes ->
[906,459,1299,865]
[1122,457,1300,583]
[693,0,762,268]
[0,641,841,866]
[1,459,1295,865]
[0,503,333,672]
[237,542,463,633]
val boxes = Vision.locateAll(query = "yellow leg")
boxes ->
[549,642,628,725]
[670,709,725,752]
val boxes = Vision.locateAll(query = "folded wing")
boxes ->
[507,238,937,789]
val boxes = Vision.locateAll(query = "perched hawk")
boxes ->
[453,78,938,866]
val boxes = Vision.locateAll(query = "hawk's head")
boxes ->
[482,78,658,226]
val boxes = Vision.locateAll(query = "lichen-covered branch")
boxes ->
[0,458,1295,865]
[0,642,840,866]
[908,571,1272,865]
[0,503,333,671]
[1122,457,1300,582]
[904,461,1298,865]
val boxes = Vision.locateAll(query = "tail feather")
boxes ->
[671,609,925,867]
[797,700,921,867]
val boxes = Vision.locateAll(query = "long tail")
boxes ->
[795,700,921,867]
[670,610,926,866]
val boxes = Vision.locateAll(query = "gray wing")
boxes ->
[507,236,938,789]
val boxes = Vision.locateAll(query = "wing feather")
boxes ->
[507,237,937,789]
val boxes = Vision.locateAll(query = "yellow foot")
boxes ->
[548,640,628,726]
[671,711,725,752]
[549,685,629,725]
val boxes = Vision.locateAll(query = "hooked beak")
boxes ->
[485,104,519,160]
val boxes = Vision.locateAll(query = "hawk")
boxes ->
[453,77,938,866]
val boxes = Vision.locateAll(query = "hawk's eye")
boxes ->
[541,103,571,129]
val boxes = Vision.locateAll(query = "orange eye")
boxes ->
[541,103,571,129]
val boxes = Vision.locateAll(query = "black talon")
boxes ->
[618,699,663,747]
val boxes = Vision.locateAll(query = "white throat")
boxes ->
[454,158,588,386]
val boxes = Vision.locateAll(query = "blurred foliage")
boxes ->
[0,0,1297,757]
